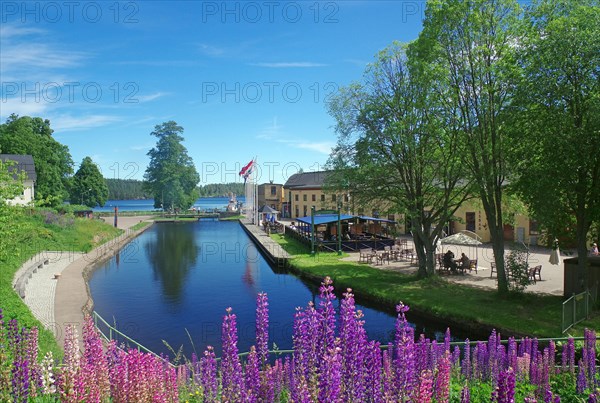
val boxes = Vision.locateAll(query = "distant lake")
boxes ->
[92,197,245,212]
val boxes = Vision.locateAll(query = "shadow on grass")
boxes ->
[270,233,595,337]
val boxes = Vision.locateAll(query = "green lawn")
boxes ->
[271,233,600,338]
[0,210,122,358]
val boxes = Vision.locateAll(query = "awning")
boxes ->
[357,215,396,224]
[297,214,355,226]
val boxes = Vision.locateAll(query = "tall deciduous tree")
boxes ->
[510,0,600,285]
[144,121,200,211]
[418,0,521,294]
[0,114,73,206]
[71,157,109,208]
[327,43,472,277]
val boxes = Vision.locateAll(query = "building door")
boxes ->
[466,212,476,232]
[516,227,525,243]
[503,224,514,241]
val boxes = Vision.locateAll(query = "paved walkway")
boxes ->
[341,237,568,296]
[14,216,152,348]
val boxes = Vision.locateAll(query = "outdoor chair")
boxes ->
[468,259,478,274]
[490,262,496,278]
[359,248,375,264]
[532,265,542,282]
[528,266,538,284]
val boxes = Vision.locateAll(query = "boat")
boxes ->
[226,193,238,212]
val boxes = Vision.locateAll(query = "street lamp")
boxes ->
[337,201,342,255]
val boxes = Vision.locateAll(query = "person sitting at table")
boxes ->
[459,253,470,271]
[443,250,457,272]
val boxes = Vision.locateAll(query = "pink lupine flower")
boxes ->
[417,369,434,403]
[435,352,451,403]
[58,324,80,402]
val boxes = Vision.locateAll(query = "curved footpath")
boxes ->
[15,216,152,349]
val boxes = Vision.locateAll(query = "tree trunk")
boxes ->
[486,213,509,295]
[413,235,428,278]
[575,212,591,292]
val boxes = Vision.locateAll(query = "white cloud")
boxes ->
[251,62,327,68]
[52,115,121,132]
[294,141,335,155]
[136,92,168,103]
[0,97,50,120]
[256,117,283,140]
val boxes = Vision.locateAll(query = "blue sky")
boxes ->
[1,1,425,184]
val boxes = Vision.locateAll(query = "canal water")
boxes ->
[89,219,461,359]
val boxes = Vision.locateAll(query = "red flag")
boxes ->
[239,160,254,176]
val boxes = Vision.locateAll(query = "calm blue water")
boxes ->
[89,220,463,358]
[93,197,244,213]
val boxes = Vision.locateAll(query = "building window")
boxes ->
[295,194,299,202]
[303,194,307,202]
[312,194,316,202]
[271,186,277,196]
[466,212,476,232]
[344,194,349,202]
[295,207,299,217]
[332,194,336,202]
[529,219,539,235]
[321,194,325,202]
[303,205,307,216]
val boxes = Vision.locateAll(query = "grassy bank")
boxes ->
[0,209,122,358]
[271,233,600,338]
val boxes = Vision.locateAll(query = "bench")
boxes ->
[13,258,50,299]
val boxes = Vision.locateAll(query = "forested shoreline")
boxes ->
[106,178,244,200]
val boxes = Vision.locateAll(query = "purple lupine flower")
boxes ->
[434,352,451,403]
[255,292,269,366]
[318,342,343,403]
[244,346,260,402]
[11,328,31,403]
[339,288,367,401]
[416,334,429,374]
[292,303,319,388]
[585,329,596,386]
[577,359,587,394]
[221,307,245,402]
[548,340,556,376]
[317,277,337,358]
[452,345,461,369]
[364,341,382,403]
[462,339,471,381]
[200,346,218,402]
[381,346,395,401]
[508,337,517,373]
[493,367,516,403]
[461,385,471,403]
[394,302,417,401]
[417,369,433,403]
[444,328,451,354]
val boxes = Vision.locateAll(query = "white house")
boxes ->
[0,154,36,205]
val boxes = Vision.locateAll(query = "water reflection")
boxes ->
[144,223,198,302]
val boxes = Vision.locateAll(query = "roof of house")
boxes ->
[283,171,330,190]
[0,154,37,181]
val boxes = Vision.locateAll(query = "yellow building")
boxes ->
[281,170,539,243]
[447,202,540,244]
[257,182,285,213]
[282,171,352,219]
